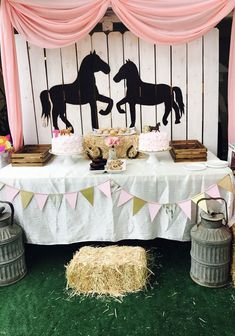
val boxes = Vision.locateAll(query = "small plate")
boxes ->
[206,160,228,168]
[93,128,136,137]
[89,169,106,174]
[184,163,207,171]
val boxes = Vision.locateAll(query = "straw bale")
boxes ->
[83,134,140,159]
[231,225,235,286]
[66,246,150,297]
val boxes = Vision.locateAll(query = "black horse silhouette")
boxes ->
[113,60,184,127]
[40,51,113,130]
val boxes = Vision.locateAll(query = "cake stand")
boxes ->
[49,150,83,164]
[140,148,171,166]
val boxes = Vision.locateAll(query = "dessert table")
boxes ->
[0,151,233,244]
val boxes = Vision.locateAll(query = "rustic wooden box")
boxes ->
[170,140,207,162]
[11,145,52,166]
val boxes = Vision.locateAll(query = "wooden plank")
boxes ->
[76,35,92,135]
[187,37,203,142]
[60,44,82,135]
[45,48,64,131]
[27,43,52,144]
[171,44,187,141]
[91,32,112,130]
[108,32,126,128]
[123,31,141,131]
[139,38,156,128]
[15,35,38,144]
[155,45,171,138]
[203,29,219,155]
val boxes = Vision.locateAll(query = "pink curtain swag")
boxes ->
[1,0,235,151]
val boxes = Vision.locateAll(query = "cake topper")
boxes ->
[60,127,73,136]
[149,122,161,132]
[41,51,113,131]
[113,60,184,128]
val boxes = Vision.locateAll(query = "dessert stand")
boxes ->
[140,148,171,166]
[49,150,83,164]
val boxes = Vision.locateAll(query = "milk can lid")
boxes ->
[201,211,224,222]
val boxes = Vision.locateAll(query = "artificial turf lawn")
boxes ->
[0,238,234,336]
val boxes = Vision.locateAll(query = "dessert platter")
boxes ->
[93,127,136,137]
[105,159,126,174]
[89,157,126,174]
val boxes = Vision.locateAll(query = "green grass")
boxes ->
[0,239,234,336]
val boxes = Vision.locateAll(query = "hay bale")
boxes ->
[66,246,150,297]
[83,134,140,159]
[231,225,235,286]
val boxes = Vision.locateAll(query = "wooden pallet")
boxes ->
[170,140,207,162]
[11,145,52,166]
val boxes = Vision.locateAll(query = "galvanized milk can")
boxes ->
[190,197,232,287]
[0,201,27,286]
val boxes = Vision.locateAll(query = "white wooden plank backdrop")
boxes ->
[14,28,219,154]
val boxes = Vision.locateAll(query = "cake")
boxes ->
[90,158,107,171]
[51,129,83,154]
[138,131,169,152]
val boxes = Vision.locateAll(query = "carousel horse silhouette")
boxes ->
[113,60,184,127]
[40,51,113,130]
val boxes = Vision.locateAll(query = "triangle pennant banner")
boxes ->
[97,180,111,199]
[65,192,78,209]
[34,193,48,210]
[191,192,207,213]
[148,203,161,222]
[117,189,133,207]
[218,174,234,193]
[20,190,34,209]
[50,194,63,209]
[178,199,192,220]
[133,197,147,216]
[4,185,19,202]
[80,187,94,206]
[206,184,221,199]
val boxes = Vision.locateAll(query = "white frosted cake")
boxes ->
[139,131,169,152]
[51,131,83,154]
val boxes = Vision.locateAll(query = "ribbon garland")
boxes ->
[0,175,233,222]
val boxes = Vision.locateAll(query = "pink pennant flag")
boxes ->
[178,199,192,220]
[206,184,221,199]
[148,203,161,222]
[97,180,111,199]
[64,192,78,209]
[4,185,19,202]
[117,189,133,207]
[34,193,48,210]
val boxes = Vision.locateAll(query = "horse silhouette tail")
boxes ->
[40,90,51,127]
[173,87,184,117]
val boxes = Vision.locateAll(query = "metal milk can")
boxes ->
[190,197,232,288]
[0,201,27,286]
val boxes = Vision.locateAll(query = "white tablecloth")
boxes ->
[0,151,233,244]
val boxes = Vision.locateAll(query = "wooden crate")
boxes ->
[170,140,207,162]
[11,145,52,166]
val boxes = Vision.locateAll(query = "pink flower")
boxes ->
[105,136,120,147]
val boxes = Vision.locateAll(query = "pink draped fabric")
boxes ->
[0,0,235,150]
